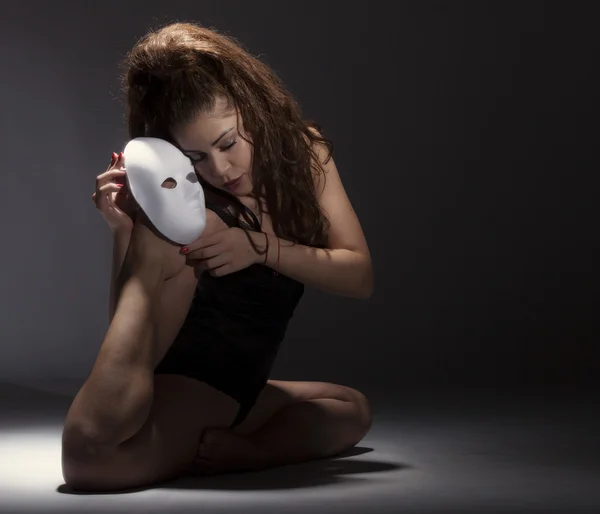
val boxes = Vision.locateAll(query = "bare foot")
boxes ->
[187,428,269,476]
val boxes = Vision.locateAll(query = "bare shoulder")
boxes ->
[204,207,228,235]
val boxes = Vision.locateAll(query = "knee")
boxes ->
[62,417,114,455]
[61,442,98,491]
[62,462,111,493]
[61,426,113,492]
[62,457,97,492]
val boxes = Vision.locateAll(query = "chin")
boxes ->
[236,183,253,195]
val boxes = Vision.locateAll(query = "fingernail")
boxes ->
[112,152,118,160]
[117,184,124,188]
[180,247,189,254]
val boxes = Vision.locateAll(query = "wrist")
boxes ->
[264,234,276,268]
[251,231,269,265]
[264,233,280,273]
[250,231,278,266]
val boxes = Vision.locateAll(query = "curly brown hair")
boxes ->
[118,21,332,248]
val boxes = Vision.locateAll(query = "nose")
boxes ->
[209,153,231,178]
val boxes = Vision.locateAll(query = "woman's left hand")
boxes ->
[181,227,262,276]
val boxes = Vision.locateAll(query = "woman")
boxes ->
[62,22,373,492]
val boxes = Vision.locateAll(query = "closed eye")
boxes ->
[186,140,237,164]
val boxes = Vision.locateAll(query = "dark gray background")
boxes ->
[1,1,596,390]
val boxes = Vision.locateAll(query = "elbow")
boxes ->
[334,251,373,299]
[354,288,373,300]
[358,281,374,299]
[354,261,374,299]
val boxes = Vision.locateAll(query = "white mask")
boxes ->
[123,137,206,245]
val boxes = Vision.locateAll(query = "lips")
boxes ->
[224,176,242,187]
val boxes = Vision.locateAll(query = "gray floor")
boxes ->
[0,380,598,514]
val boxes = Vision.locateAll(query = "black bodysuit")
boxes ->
[154,196,304,428]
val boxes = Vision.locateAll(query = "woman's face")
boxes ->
[172,101,254,198]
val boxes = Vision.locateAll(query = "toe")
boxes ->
[199,441,216,458]
[188,458,219,476]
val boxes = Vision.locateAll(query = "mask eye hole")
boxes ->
[186,171,199,183]
[161,178,177,189]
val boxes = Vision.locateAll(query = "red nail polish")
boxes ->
[180,247,189,254]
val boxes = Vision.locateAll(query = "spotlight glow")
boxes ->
[0,426,64,492]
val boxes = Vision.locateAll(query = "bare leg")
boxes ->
[61,217,241,492]
[64,256,167,452]
[190,397,370,475]
[250,398,369,466]
[63,215,185,452]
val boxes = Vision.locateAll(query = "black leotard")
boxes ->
[154,194,304,428]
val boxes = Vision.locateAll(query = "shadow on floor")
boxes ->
[57,447,408,495]
[166,447,407,491]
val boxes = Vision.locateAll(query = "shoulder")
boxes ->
[200,186,233,233]
[204,206,229,235]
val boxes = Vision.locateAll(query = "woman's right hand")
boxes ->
[92,152,139,233]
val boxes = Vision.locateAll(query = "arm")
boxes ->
[254,140,373,299]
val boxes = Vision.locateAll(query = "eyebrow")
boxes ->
[180,127,234,153]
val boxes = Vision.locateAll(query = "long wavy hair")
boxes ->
[119,21,332,249]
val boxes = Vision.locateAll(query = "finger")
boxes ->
[200,232,225,248]
[107,152,124,173]
[115,152,126,173]
[105,153,118,172]
[188,252,226,271]
[96,169,127,189]
[186,234,222,253]
[187,243,224,260]
[97,183,124,196]
[186,225,229,250]
[202,253,230,270]
[94,183,123,209]
[92,182,122,202]
[112,153,128,186]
